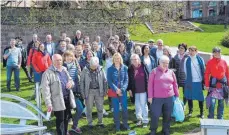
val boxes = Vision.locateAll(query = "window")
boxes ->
[192,9,202,18]
[192,2,201,7]
[209,9,216,16]
[209,1,217,6]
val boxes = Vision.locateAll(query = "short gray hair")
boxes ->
[76,30,81,34]
[157,39,163,45]
[159,55,170,64]
[90,57,99,67]
[130,53,141,64]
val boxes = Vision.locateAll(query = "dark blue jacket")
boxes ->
[121,52,130,66]
[124,40,134,54]
[107,64,129,92]
[150,47,158,63]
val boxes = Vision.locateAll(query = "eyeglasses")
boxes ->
[179,47,185,50]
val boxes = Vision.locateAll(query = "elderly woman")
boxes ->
[163,46,176,71]
[174,43,188,106]
[141,45,156,73]
[128,54,149,128]
[107,53,130,131]
[134,45,142,57]
[148,55,179,135]
[80,57,107,128]
[184,46,205,118]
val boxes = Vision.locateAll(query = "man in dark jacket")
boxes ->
[15,37,33,82]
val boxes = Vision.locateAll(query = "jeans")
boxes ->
[85,89,104,125]
[150,97,173,135]
[135,92,149,123]
[72,98,84,128]
[6,65,20,90]
[208,97,224,119]
[111,91,129,130]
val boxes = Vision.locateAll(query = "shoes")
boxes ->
[103,109,109,116]
[88,125,93,129]
[98,124,105,128]
[143,123,148,128]
[81,113,86,118]
[7,88,11,92]
[70,127,82,134]
[110,108,114,112]
[136,120,142,126]
[28,78,34,83]
[188,111,193,117]
[197,114,204,119]
[68,118,73,125]
[123,126,130,131]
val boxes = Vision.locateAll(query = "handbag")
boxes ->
[107,89,118,97]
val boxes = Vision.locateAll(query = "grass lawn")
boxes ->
[1,64,229,135]
[128,22,229,55]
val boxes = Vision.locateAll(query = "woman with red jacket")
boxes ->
[32,43,52,83]
[205,47,229,119]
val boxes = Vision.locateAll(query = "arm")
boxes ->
[26,49,32,66]
[3,49,10,60]
[127,67,132,91]
[204,61,211,88]
[172,71,179,97]
[47,55,52,67]
[224,61,229,86]
[121,66,129,91]
[102,69,108,93]
[18,50,22,67]
[40,71,52,108]
[107,67,118,91]
[80,69,86,99]
[183,58,187,80]
[148,70,155,98]
[32,53,40,72]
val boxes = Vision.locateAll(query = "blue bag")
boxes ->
[172,97,185,122]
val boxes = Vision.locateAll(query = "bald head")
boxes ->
[52,54,63,69]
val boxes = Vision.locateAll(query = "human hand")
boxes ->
[47,106,52,112]
[129,90,133,97]
[66,81,73,89]
[18,65,21,69]
[148,98,152,104]
[205,87,209,91]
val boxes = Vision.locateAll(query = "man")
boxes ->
[80,57,108,128]
[56,32,67,50]
[72,30,82,45]
[44,34,56,57]
[15,37,33,82]
[95,36,105,53]
[55,40,67,55]
[123,33,134,55]
[84,36,90,44]
[205,47,229,119]
[75,45,85,71]
[40,54,76,135]
[3,38,22,91]
[150,39,164,64]
[148,39,156,49]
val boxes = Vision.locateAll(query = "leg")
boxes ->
[208,97,216,119]
[150,98,163,135]
[111,97,120,130]
[30,65,33,78]
[85,92,95,126]
[54,110,65,135]
[217,99,224,119]
[22,65,32,81]
[14,66,20,90]
[6,66,13,91]
[188,99,193,115]
[198,101,204,118]
[120,91,129,129]
[162,97,173,135]
[64,99,71,135]
[72,98,84,128]
[182,87,187,105]
[135,93,142,121]
[94,92,104,125]
[140,92,148,124]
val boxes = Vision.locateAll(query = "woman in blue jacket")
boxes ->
[107,52,130,132]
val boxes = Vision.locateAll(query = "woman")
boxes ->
[141,45,156,73]
[32,43,52,83]
[92,41,103,66]
[118,43,130,66]
[80,50,94,70]
[184,46,205,118]
[27,41,40,78]
[134,45,142,57]
[163,46,176,71]
[62,51,83,134]
[148,55,179,135]
[128,54,149,128]
[174,43,188,106]
[107,53,130,132]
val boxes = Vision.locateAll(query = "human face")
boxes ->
[60,42,66,49]
[131,56,140,67]
[179,46,185,55]
[10,39,16,47]
[85,37,90,43]
[135,47,141,55]
[61,33,67,40]
[76,32,81,38]
[46,35,52,42]
[189,48,197,56]
[144,46,150,55]
[160,60,169,70]
[119,45,125,52]
[113,55,121,65]
[75,46,83,57]
[163,49,169,56]
[96,36,100,42]
[213,51,221,59]
[65,55,74,63]
[93,43,99,51]
[87,51,93,61]
[113,42,119,50]
[39,44,45,51]
[34,42,40,48]
[65,39,71,45]
[33,35,38,42]
[157,41,163,50]
[53,55,63,69]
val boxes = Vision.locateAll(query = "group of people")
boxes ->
[3,30,229,135]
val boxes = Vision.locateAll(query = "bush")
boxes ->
[221,31,229,48]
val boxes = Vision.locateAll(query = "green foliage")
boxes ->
[221,30,229,48]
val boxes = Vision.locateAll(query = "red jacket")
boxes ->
[27,48,38,66]
[32,51,52,73]
[204,57,229,88]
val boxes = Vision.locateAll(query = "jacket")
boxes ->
[205,57,229,88]
[40,65,76,111]
[128,63,149,103]
[27,48,38,66]
[107,64,129,93]
[32,51,52,73]
[2,46,10,68]
[140,55,156,72]
[80,66,108,99]
[44,42,56,57]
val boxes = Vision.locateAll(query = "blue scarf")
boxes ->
[185,55,204,90]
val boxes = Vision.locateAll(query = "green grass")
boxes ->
[129,23,229,55]
[1,65,229,135]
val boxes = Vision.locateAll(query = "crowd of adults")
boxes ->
[3,30,229,135]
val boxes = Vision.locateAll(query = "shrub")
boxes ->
[221,31,229,48]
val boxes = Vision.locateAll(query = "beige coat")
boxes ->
[40,65,76,111]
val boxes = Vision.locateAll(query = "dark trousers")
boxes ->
[181,87,187,105]
[21,65,32,80]
[188,100,203,115]
[150,97,173,135]
[54,98,71,135]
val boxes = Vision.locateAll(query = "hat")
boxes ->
[212,47,221,53]
[148,39,155,43]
